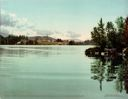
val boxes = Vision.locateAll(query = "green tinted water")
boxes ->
[0,45,127,99]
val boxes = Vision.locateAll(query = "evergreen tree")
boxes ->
[124,17,128,46]
[106,22,117,48]
[115,17,125,50]
[91,18,106,49]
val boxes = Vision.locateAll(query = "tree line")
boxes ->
[0,35,28,45]
[0,34,94,45]
[91,16,128,52]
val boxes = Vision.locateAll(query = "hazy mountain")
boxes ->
[28,36,56,41]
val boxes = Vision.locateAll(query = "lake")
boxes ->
[0,45,128,99]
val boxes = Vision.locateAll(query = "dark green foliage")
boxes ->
[91,17,127,51]
[116,17,125,33]
[91,18,106,49]
[56,39,63,42]
[0,35,28,45]
[0,35,4,44]
[68,40,75,45]
[106,22,117,48]
[115,17,125,50]
[124,17,128,46]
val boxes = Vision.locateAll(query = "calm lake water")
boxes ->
[0,45,128,99]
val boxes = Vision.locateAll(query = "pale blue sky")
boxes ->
[1,0,128,40]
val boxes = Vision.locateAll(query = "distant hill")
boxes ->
[28,36,56,41]
[69,39,82,42]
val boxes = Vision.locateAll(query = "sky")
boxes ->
[0,0,128,40]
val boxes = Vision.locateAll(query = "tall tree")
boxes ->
[0,35,5,44]
[106,22,117,48]
[115,17,125,49]
[116,17,125,33]
[91,18,106,49]
[124,17,128,46]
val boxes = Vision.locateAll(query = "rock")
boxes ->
[85,47,102,57]
[123,47,128,57]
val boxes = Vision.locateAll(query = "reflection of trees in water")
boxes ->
[0,47,56,57]
[123,58,128,93]
[91,56,128,94]
[91,57,105,91]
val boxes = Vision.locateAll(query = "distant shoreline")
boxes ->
[0,35,94,45]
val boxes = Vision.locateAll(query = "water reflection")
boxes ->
[0,45,128,99]
[0,45,92,99]
[91,56,128,93]
[0,46,62,58]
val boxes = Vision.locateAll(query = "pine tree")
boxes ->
[91,18,106,49]
[106,22,117,48]
[124,17,128,46]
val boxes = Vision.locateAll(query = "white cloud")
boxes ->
[1,9,18,27]
[0,9,87,40]
[0,9,36,36]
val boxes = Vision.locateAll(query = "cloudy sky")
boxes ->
[0,0,128,40]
